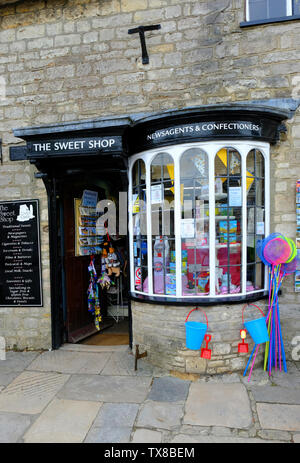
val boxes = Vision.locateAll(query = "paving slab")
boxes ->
[293,433,300,443]
[0,371,20,388]
[131,429,162,443]
[256,403,300,432]
[0,412,33,443]
[270,365,300,389]
[170,434,278,443]
[136,401,184,430]
[0,371,70,414]
[251,386,300,404]
[147,376,190,403]
[23,398,101,443]
[26,349,112,374]
[84,401,139,443]
[100,351,156,376]
[90,402,139,428]
[184,382,252,429]
[0,351,39,373]
[58,374,152,403]
[85,425,132,443]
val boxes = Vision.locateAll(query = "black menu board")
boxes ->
[0,200,42,307]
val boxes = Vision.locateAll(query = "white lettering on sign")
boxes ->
[88,139,115,148]
[54,140,85,150]
[147,122,261,141]
[31,138,116,153]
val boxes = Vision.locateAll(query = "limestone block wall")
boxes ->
[0,0,299,352]
[132,300,268,375]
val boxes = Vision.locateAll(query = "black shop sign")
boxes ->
[27,136,122,158]
[0,200,42,307]
[129,118,280,153]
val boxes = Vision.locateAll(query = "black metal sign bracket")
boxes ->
[128,24,161,65]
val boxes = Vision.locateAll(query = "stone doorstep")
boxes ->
[60,343,130,353]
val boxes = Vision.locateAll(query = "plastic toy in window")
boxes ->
[106,247,121,277]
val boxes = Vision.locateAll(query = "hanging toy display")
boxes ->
[258,233,297,376]
[106,247,121,277]
[240,233,296,381]
[98,248,114,290]
[87,256,102,330]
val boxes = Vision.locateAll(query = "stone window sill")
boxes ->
[130,291,270,307]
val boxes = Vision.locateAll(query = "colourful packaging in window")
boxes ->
[166,273,176,284]
[197,272,210,293]
[220,233,237,244]
[166,273,176,294]
[169,262,176,274]
[166,284,176,295]
[219,220,237,234]
[218,206,233,216]
[182,250,188,262]
[170,251,176,262]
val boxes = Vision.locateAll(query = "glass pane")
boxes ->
[151,153,174,295]
[180,148,209,296]
[249,0,287,20]
[217,265,241,294]
[294,0,300,14]
[247,149,264,178]
[270,0,287,17]
[215,148,242,295]
[132,159,148,292]
[256,179,265,206]
[132,159,146,188]
[247,263,264,292]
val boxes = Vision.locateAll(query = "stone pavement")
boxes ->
[0,344,299,443]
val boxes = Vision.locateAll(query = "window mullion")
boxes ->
[174,150,182,297]
[208,146,215,296]
[241,148,247,295]
[246,0,250,21]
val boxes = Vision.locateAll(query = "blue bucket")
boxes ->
[185,308,208,350]
[242,304,269,344]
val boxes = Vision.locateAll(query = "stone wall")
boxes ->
[132,300,267,375]
[0,0,299,354]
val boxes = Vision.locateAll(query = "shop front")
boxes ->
[10,102,293,374]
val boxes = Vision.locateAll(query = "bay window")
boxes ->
[129,141,269,302]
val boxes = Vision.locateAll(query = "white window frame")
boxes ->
[246,0,293,22]
[129,140,270,301]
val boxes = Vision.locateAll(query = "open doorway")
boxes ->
[57,166,130,347]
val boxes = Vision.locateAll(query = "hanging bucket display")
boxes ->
[242,303,269,345]
[185,308,208,350]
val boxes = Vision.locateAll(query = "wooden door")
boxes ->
[63,182,103,343]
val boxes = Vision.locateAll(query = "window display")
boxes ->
[129,141,269,301]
